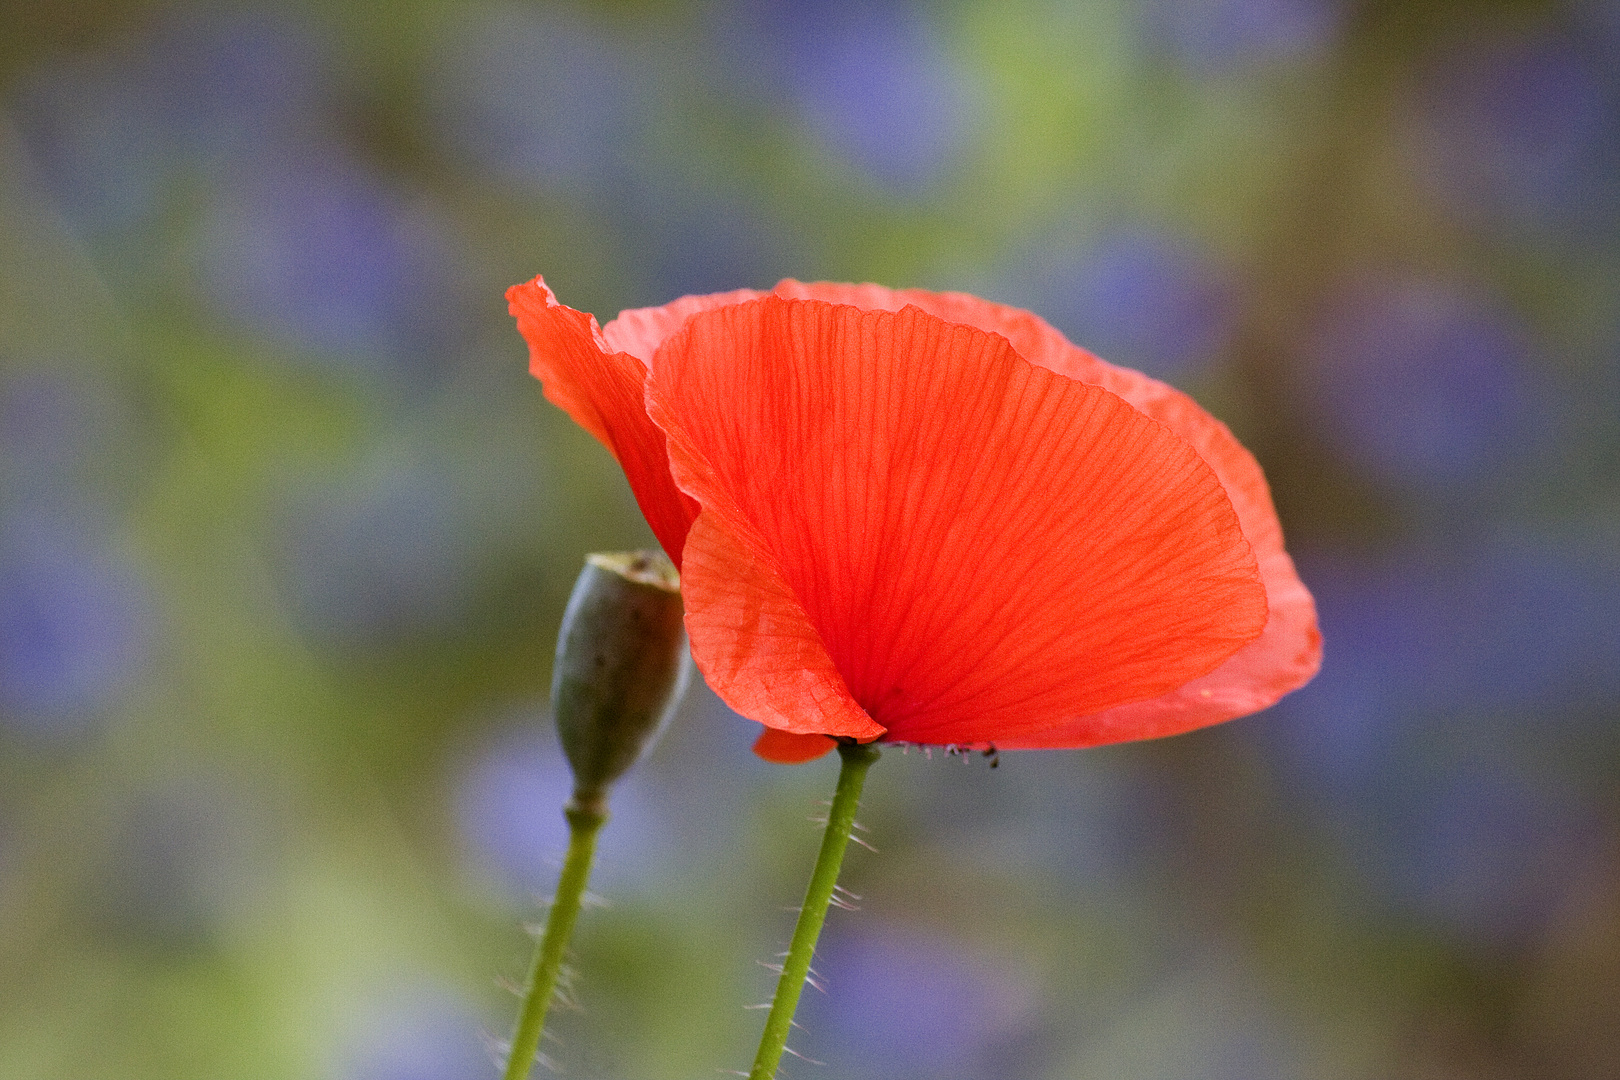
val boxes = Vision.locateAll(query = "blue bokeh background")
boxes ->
[1,1,1617,1078]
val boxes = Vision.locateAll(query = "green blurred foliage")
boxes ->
[1,1,1618,1079]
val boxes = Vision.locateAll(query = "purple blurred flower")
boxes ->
[339,988,492,1080]
[147,10,330,161]
[455,719,677,902]
[1581,0,1620,44]
[1272,542,1620,792]
[1302,276,1545,490]
[276,456,480,645]
[726,0,977,192]
[635,186,797,302]
[800,925,1038,1079]
[9,10,329,236]
[1142,0,1344,74]
[429,6,642,192]
[199,158,455,374]
[1265,541,1620,944]
[11,11,457,371]
[1407,30,1620,234]
[0,515,151,738]
[1005,228,1238,380]
[1380,765,1604,945]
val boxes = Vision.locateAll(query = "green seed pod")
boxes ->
[552,551,689,808]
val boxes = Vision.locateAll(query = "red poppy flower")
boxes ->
[509,277,1320,764]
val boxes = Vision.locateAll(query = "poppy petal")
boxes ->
[999,394,1321,747]
[649,295,1269,748]
[507,277,698,564]
[775,281,1321,745]
[603,287,766,362]
[753,727,838,764]
[675,505,887,740]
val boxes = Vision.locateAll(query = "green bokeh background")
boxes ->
[2,2,1617,1078]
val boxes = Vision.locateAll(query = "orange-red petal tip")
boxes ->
[752,727,839,764]
[507,277,699,564]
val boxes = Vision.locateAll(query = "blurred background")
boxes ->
[1,0,1617,1077]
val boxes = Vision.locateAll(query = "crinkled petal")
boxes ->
[507,276,698,564]
[649,295,1268,748]
[774,281,1322,746]
[602,287,766,363]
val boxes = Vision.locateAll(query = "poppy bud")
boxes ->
[552,551,689,808]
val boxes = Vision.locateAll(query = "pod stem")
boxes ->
[748,741,881,1080]
[502,795,607,1080]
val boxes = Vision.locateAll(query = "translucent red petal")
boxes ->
[507,277,698,564]
[753,728,838,764]
[772,281,1321,746]
[602,287,766,363]
[649,295,1269,747]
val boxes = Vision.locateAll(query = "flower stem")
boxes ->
[503,795,607,1080]
[749,740,881,1080]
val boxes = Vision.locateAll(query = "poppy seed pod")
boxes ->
[552,551,690,806]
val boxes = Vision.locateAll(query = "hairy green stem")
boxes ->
[749,741,881,1080]
[503,796,606,1080]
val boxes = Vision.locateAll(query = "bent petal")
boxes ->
[753,727,838,764]
[775,281,1322,746]
[649,295,1269,748]
[507,277,698,564]
[674,503,886,740]
[998,392,1321,747]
